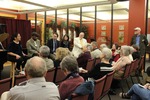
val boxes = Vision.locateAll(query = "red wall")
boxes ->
[128,0,147,44]
[85,20,128,47]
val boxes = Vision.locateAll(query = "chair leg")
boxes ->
[120,81,124,93]
[125,79,130,89]
[130,76,134,85]
[107,94,111,100]
[10,62,15,87]
[136,76,142,84]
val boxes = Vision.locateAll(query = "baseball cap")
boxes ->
[32,32,39,37]
[134,27,141,31]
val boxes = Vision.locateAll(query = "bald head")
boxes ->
[25,56,47,78]
[79,32,84,39]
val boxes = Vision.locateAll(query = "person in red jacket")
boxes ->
[58,55,84,100]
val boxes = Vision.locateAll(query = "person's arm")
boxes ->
[130,36,134,45]
[74,38,82,49]
[1,91,11,100]
[58,82,68,100]
[143,35,148,46]
[26,41,39,55]
[8,52,21,59]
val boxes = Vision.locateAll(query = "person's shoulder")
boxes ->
[45,82,57,87]
[26,38,32,43]
[48,39,53,41]
[10,84,28,94]
[74,37,79,40]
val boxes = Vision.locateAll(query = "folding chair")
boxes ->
[100,71,115,100]
[94,75,106,100]
[45,67,55,82]
[0,78,12,96]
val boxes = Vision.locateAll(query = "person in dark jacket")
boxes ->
[61,35,70,49]
[77,45,91,69]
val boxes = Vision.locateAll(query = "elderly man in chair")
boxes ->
[1,56,60,100]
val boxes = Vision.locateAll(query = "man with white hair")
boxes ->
[72,32,87,58]
[1,56,60,100]
[130,27,148,56]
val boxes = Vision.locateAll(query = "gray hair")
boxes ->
[101,48,112,61]
[25,56,47,78]
[39,45,50,57]
[121,45,130,56]
[60,55,79,73]
[87,44,93,51]
[100,44,107,50]
[91,41,98,47]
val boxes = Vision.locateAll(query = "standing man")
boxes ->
[26,32,41,57]
[72,32,87,58]
[130,27,148,56]
[1,56,60,100]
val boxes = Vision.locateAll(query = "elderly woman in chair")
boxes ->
[58,55,84,100]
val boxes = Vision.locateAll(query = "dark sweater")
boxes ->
[87,62,112,80]
[59,74,84,100]
[77,51,91,69]
[8,42,23,56]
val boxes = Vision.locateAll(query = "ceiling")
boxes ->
[0,0,148,21]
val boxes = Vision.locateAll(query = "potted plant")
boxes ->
[61,21,67,29]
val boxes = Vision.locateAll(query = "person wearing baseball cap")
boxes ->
[26,32,41,57]
[130,27,148,56]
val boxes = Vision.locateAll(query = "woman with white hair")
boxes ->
[80,47,113,80]
[58,55,84,100]
[112,45,132,79]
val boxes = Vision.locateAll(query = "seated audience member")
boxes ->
[77,45,91,69]
[132,44,141,60]
[7,33,29,71]
[54,47,70,68]
[61,34,70,49]
[80,47,113,80]
[90,41,102,59]
[99,43,107,51]
[1,56,60,100]
[26,32,41,57]
[58,55,84,100]
[112,45,132,79]
[86,43,93,52]
[143,66,150,84]
[39,45,54,70]
[119,83,150,100]
[111,43,120,62]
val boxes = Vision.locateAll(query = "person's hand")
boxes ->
[142,39,145,42]
[143,83,150,89]
[23,53,27,56]
[79,67,88,73]
[16,55,21,59]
